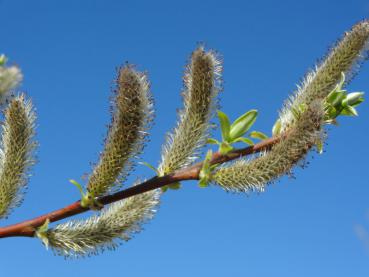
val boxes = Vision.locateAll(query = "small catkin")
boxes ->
[158,47,222,175]
[87,66,153,197]
[45,188,160,258]
[211,103,324,193]
[280,20,369,130]
[0,95,36,218]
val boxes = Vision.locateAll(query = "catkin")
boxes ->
[158,47,222,175]
[0,95,36,218]
[280,20,369,131]
[87,66,153,197]
[211,21,369,193]
[45,187,160,258]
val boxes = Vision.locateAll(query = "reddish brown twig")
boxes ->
[0,136,280,238]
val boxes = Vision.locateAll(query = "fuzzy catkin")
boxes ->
[0,95,36,218]
[280,20,369,130]
[45,188,160,258]
[211,21,369,192]
[211,103,324,192]
[158,47,222,175]
[87,66,153,197]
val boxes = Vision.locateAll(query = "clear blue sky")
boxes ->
[1,0,369,276]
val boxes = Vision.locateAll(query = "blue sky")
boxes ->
[1,0,369,276]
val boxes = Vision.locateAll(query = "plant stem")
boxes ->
[0,136,280,238]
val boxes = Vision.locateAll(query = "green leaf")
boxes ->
[341,105,358,116]
[70,179,84,195]
[229,110,258,140]
[351,98,364,107]
[249,131,268,140]
[139,161,159,175]
[162,182,182,192]
[198,150,213,188]
[326,91,346,107]
[316,140,324,154]
[324,118,338,125]
[207,138,221,145]
[198,178,209,188]
[35,218,51,249]
[0,54,6,66]
[342,92,364,107]
[69,179,102,209]
[325,106,338,119]
[272,119,282,136]
[232,137,254,145]
[38,218,50,234]
[217,110,231,142]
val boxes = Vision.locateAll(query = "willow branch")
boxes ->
[0,136,279,239]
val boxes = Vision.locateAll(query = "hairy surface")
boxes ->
[158,47,222,175]
[280,20,369,130]
[211,21,369,192]
[211,103,324,192]
[45,187,160,258]
[87,66,153,197]
[0,95,36,218]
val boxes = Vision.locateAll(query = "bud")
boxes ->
[342,92,364,107]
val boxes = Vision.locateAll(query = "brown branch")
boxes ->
[0,136,280,239]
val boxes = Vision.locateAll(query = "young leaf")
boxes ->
[229,110,258,140]
[217,110,231,142]
[342,92,364,107]
[69,179,85,196]
[327,91,346,107]
[272,119,282,136]
[341,105,358,116]
[198,150,213,188]
[35,219,51,249]
[211,104,325,193]
[351,98,365,107]
[232,137,254,145]
[139,161,160,175]
[325,106,338,119]
[70,179,102,210]
[316,140,324,154]
[249,131,268,140]
[0,54,6,66]
[207,138,221,145]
